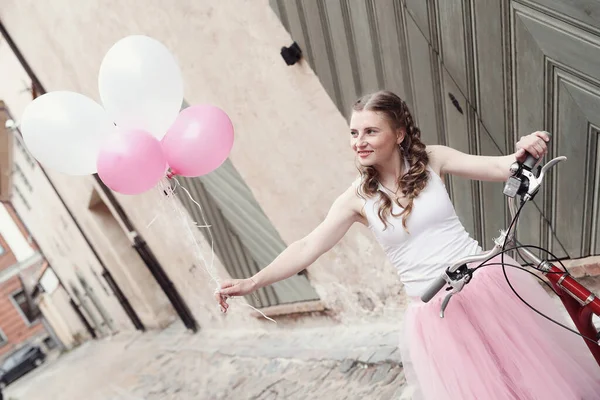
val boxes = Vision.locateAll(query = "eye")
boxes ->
[350,131,358,137]
[367,129,376,134]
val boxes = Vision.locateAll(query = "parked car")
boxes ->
[0,344,46,389]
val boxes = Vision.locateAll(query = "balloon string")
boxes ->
[158,178,277,323]
[172,177,217,286]
[146,213,160,228]
[166,170,176,179]
[239,301,277,324]
[158,179,219,288]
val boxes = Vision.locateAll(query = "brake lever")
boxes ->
[523,156,566,201]
[441,292,454,318]
[538,156,567,182]
[504,156,567,201]
[439,266,473,318]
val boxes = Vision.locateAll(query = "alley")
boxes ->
[4,323,411,400]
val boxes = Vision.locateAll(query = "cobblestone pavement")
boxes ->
[4,323,413,400]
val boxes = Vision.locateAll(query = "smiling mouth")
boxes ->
[357,151,373,157]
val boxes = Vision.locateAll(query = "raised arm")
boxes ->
[427,131,550,182]
[216,184,364,313]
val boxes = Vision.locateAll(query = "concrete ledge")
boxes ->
[562,256,600,278]
[251,300,326,318]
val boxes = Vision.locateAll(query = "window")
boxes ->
[13,163,33,192]
[12,185,31,210]
[11,290,36,324]
[0,328,7,347]
[14,135,37,168]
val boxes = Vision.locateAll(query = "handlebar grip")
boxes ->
[522,131,552,170]
[420,275,447,303]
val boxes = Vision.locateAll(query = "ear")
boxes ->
[396,128,406,145]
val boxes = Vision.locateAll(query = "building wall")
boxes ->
[270,0,600,261]
[0,43,160,337]
[0,0,403,331]
[37,276,91,350]
[0,204,46,358]
[0,232,17,273]
[0,273,45,358]
[0,100,13,202]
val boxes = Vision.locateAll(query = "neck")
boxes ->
[375,149,404,188]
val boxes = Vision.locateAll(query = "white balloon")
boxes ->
[20,91,116,176]
[98,35,184,139]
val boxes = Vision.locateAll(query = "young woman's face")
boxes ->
[350,110,403,167]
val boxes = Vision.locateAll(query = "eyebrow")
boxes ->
[350,126,379,132]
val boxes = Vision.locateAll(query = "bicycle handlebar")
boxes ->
[522,132,552,170]
[420,276,447,303]
[420,132,557,303]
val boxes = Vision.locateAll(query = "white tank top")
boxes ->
[355,165,482,298]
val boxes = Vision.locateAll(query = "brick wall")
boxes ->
[0,232,17,273]
[0,203,44,358]
[0,274,44,358]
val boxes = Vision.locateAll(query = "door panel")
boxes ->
[272,0,600,259]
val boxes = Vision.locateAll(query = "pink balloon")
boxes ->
[161,105,234,177]
[97,128,167,195]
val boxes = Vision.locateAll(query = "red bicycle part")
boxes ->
[544,264,600,367]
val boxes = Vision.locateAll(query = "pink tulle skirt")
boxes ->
[401,255,600,399]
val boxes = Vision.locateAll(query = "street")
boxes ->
[4,323,412,399]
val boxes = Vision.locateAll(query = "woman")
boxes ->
[215,91,600,398]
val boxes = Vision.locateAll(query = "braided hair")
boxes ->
[353,90,429,231]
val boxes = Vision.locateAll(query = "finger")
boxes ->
[216,297,226,311]
[220,294,230,305]
[533,142,545,156]
[215,296,227,313]
[219,280,235,290]
[522,146,538,159]
[219,296,229,313]
[220,286,238,296]
[214,288,228,306]
[214,290,229,305]
[535,131,550,142]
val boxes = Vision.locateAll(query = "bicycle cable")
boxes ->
[471,199,599,345]
[471,254,599,346]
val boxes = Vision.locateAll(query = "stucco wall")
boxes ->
[0,0,406,330]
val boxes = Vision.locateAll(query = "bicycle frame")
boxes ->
[509,199,600,367]
[422,153,600,368]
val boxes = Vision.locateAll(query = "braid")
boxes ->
[353,91,429,232]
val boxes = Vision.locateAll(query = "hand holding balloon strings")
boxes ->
[18,34,274,320]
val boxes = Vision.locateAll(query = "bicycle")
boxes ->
[420,133,600,367]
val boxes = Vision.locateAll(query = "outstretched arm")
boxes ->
[216,184,364,313]
[427,131,550,182]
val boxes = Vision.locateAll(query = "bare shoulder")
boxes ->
[331,182,368,225]
[338,183,365,214]
[426,145,446,176]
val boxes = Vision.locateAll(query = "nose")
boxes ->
[356,137,367,149]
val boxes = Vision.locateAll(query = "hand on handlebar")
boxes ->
[515,131,550,163]
[421,131,567,309]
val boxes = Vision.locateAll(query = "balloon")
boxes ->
[161,105,234,177]
[97,128,166,195]
[98,35,184,140]
[20,91,116,175]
